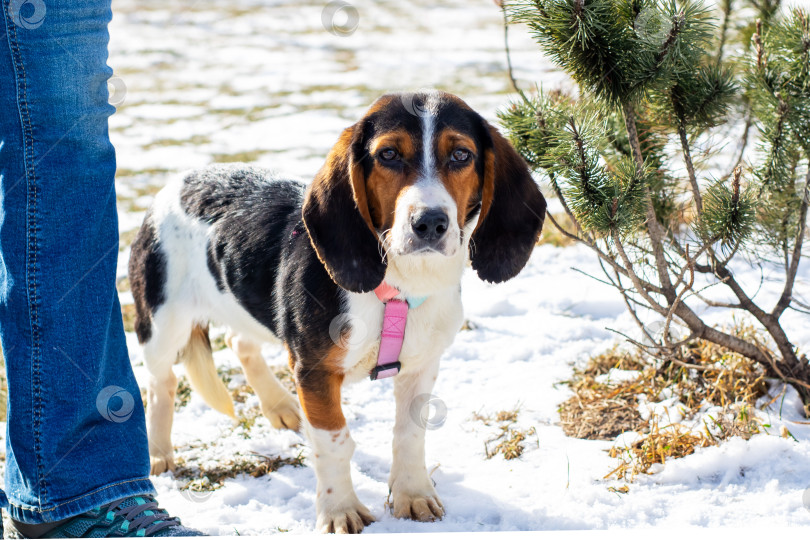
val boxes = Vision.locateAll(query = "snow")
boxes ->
[4,0,810,534]
[122,243,810,534]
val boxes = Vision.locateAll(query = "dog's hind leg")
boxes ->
[226,331,301,431]
[146,368,177,475]
[141,308,193,475]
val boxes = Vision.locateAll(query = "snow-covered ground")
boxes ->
[5,0,810,534]
[141,243,810,534]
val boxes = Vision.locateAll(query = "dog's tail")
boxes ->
[180,324,235,419]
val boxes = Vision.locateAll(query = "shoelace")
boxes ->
[104,496,180,536]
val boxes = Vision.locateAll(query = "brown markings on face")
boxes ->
[292,344,347,432]
[363,129,419,231]
[479,148,496,234]
[436,129,483,228]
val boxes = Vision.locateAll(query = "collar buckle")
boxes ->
[370,361,402,381]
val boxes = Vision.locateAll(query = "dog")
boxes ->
[128,90,546,533]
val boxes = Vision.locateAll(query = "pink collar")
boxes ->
[369,282,425,380]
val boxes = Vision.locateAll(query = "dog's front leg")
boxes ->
[297,368,375,534]
[389,358,445,522]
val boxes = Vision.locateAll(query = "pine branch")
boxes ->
[699,167,756,247]
[668,65,737,131]
[754,19,765,71]
[656,10,686,69]
[568,116,601,207]
[756,94,790,194]
[538,106,592,241]
[502,0,810,400]
[772,164,810,318]
[678,124,703,214]
[621,101,675,296]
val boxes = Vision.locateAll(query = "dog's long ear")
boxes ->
[303,123,386,293]
[470,122,546,283]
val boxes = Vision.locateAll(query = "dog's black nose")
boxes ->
[411,208,449,241]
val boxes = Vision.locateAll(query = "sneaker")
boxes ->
[5,495,204,538]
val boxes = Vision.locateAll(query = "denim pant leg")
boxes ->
[0,0,154,523]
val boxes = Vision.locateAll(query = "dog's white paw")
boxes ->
[392,490,445,522]
[150,454,176,475]
[262,393,301,431]
[317,502,375,534]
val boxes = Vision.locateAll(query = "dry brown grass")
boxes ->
[175,375,192,411]
[460,319,479,331]
[231,383,254,404]
[559,385,644,440]
[560,324,777,481]
[209,331,228,351]
[119,228,140,252]
[490,426,538,460]
[270,364,297,394]
[558,347,650,440]
[676,329,770,410]
[235,406,264,437]
[120,303,137,333]
[473,409,520,425]
[116,276,130,293]
[702,403,764,441]
[606,421,712,480]
[473,407,539,460]
[175,450,305,492]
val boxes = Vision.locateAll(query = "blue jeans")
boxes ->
[0,0,154,523]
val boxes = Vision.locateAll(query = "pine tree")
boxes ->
[500,0,810,404]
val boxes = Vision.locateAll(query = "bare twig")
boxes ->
[546,213,664,294]
[501,4,532,107]
[606,327,697,354]
[723,108,753,181]
[662,246,695,347]
[715,0,733,68]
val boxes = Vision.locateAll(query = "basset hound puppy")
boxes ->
[128,90,546,533]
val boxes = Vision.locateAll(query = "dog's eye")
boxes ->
[379,148,400,162]
[451,148,471,163]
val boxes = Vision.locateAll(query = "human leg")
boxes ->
[0,0,153,523]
